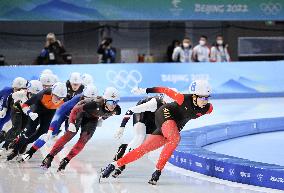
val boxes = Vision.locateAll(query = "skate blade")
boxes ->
[18,158,24,163]
[98,168,106,183]
[112,174,118,178]
[148,180,157,185]
[98,174,102,183]
[112,172,121,178]
[98,173,109,183]
[40,165,49,170]
[57,168,66,173]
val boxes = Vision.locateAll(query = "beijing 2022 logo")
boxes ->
[260,3,282,15]
[106,70,142,89]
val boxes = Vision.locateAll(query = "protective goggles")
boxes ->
[106,100,119,106]
[197,95,210,101]
[53,94,65,100]
[14,87,27,92]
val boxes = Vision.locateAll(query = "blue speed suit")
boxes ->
[0,87,13,131]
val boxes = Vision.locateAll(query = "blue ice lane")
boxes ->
[204,131,284,166]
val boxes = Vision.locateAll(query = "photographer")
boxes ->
[97,37,116,63]
[37,33,66,65]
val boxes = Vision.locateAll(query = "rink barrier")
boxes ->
[168,117,284,191]
[1,61,284,100]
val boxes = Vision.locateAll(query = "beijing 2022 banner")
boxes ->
[0,61,284,100]
[0,0,283,21]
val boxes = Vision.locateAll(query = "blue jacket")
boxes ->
[49,94,82,132]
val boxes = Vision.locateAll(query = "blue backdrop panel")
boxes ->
[1,61,284,100]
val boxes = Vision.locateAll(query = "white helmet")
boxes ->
[53,74,59,83]
[189,80,211,96]
[12,77,27,89]
[27,80,43,94]
[83,85,98,98]
[163,88,177,103]
[69,72,82,84]
[41,69,53,75]
[52,82,67,98]
[103,87,120,101]
[40,73,57,86]
[81,73,94,86]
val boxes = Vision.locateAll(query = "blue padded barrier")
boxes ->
[169,117,284,190]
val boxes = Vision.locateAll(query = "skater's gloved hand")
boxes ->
[12,90,27,102]
[131,87,146,95]
[68,123,77,133]
[114,127,125,140]
[0,108,7,118]
[28,112,38,121]
[97,118,103,127]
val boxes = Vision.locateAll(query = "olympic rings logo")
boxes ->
[260,3,282,15]
[106,70,143,89]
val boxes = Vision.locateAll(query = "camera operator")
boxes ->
[97,37,116,63]
[37,33,66,65]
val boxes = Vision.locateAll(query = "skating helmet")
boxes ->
[27,80,43,94]
[103,87,120,101]
[52,82,67,98]
[41,69,53,75]
[69,72,82,84]
[12,77,28,89]
[52,74,59,83]
[189,79,211,96]
[83,85,98,98]
[40,73,57,86]
[81,73,94,86]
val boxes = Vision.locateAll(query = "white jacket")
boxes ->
[210,46,231,62]
[172,46,193,63]
[193,45,210,62]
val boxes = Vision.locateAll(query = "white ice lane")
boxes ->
[0,140,273,193]
[0,98,284,193]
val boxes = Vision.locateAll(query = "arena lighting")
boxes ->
[265,21,275,26]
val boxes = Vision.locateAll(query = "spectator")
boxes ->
[0,55,5,66]
[166,40,180,62]
[97,37,116,63]
[210,35,231,62]
[172,38,193,63]
[36,33,66,65]
[192,35,210,62]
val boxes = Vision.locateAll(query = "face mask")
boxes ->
[183,43,190,48]
[199,40,206,46]
[217,40,223,45]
